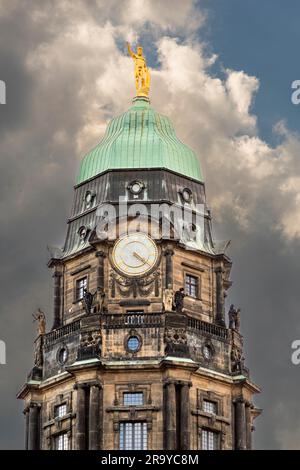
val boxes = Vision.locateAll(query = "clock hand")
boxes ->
[133,251,151,266]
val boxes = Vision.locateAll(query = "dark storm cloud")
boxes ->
[213,213,300,449]
[0,0,299,450]
[0,1,87,448]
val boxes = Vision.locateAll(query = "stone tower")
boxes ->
[18,85,261,450]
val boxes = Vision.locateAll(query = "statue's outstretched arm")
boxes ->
[127,42,135,58]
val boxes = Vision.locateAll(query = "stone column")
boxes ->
[245,402,252,450]
[89,384,101,450]
[28,403,40,450]
[24,407,29,450]
[75,384,87,450]
[96,251,106,291]
[180,384,190,450]
[215,267,225,326]
[52,269,62,330]
[99,387,103,449]
[165,381,176,450]
[164,249,174,289]
[235,397,246,450]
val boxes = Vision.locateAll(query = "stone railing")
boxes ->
[43,314,228,346]
[187,317,228,340]
[102,312,164,329]
[44,320,81,348]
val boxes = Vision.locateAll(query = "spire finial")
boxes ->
[127,42,151,97]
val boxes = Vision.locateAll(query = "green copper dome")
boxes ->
[77,97,202,185]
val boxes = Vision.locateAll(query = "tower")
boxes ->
[17,45,261,451]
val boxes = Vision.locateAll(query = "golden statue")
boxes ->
[127,42,150,97]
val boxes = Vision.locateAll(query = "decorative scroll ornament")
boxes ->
[164,327,187,345]
[77,330,102,361]
[110,270,160,298]
[164,326,189,358]
[80,330,102,350]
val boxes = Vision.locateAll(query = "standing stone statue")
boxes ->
[163,288,174,312]
[228,304,235,329]
[32,308,46,336]
[83,289,96,315]
[235,308,241,332]
[231,345,244,373]
[34,336,43,367]
[97,287,107,314]
[228,304,241,331]
[173,288,185,313]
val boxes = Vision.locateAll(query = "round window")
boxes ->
[182,188,192,202]
[129,181,144,195]
[84,190,95,208]
[203,345,212,360]
[78,225,87,240]
[127,336,140,352]
[85,191,92,204]
[58,347,68,365]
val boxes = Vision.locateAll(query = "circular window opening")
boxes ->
[129,181,144,195]
[78,225,88,240]
[84,190,95,208]
[85,191,92,203]
[182,188,192,203]
[58,347,68,365]
[203,345,212,360]
[127,336,140,352]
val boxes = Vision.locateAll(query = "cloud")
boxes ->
[121,0,205,33]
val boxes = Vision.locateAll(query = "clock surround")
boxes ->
[111,232,159,278]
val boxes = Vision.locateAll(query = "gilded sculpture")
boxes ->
[127,42,150,97]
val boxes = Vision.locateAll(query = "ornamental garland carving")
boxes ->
[109,269,160,298]
[80,330,102,350]
[164,327,187,345]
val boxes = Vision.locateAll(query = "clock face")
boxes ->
[112,233,158,277]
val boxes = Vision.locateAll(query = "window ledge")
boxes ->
[191,409,230,425]
[43,412,75,429]
[106,405,160,413]
[185,295,202,301]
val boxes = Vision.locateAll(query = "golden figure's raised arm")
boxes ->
[127,42,135,59]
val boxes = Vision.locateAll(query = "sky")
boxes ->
[0,0,300,449]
